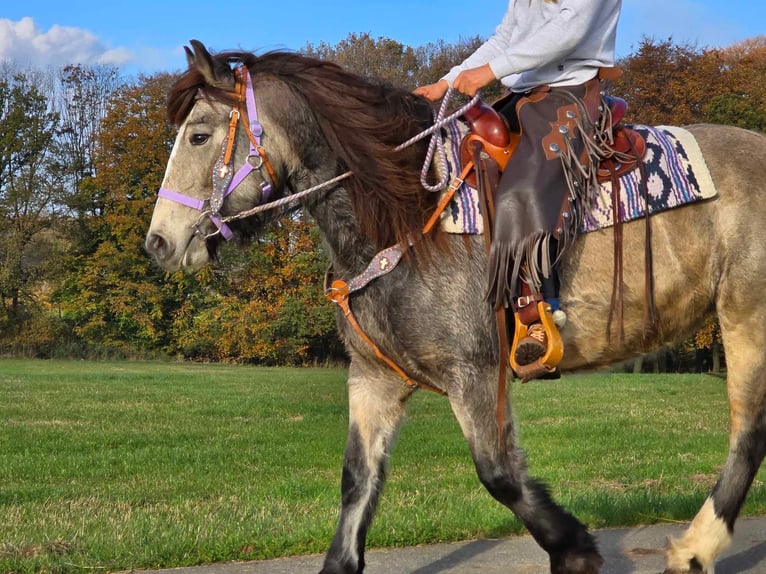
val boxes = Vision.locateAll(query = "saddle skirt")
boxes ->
[437,122,718,235]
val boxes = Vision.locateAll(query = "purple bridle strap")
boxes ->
[157,188,205,211]
[157,188,234,241]
[240,68,272,202]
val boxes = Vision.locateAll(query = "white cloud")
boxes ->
[0,17,133,68]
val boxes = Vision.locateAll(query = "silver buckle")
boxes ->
[516,296,533,308]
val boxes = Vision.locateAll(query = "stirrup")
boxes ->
[510,301,564,382]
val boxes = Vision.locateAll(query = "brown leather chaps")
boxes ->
[486,79,600,310]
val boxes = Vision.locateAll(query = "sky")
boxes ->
[1,0,764,76]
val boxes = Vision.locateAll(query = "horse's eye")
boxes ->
[190,133,210,145]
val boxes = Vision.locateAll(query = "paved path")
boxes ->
[146,517,766,574]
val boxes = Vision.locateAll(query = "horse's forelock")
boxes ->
[166,51,255,125]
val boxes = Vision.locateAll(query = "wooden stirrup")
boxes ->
[510,301,564,382]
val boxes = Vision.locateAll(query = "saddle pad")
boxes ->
[580,125,718,232]
[437,123,717,235]
[438,119,484,234]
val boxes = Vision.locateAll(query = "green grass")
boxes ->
[1,360,764,573]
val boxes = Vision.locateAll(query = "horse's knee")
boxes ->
[474,461,523,505]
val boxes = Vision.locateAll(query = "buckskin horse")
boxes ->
[145,40,766,574]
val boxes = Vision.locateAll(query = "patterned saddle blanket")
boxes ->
[437,122,718,235]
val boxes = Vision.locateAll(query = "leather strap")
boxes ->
[325,162,476,397]
[422,162,475,234]
[325,275,446,396]
[473,142,511,441]
[606,172,625,345]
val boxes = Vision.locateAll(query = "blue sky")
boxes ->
[2,0,764,75]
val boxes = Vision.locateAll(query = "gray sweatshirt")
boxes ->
[443,0,622,92]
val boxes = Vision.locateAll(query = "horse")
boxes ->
[145,40,766,574]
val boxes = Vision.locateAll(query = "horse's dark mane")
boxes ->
[167,50,438,251]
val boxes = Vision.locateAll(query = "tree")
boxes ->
[171,217,341,365]
[616,36,766,131]
[54,64,123,255]
[305,33,421,89]
[615,37,717,126]
[56,73,181,353]
[0,69,61,338]
[705,37,766,132]
[303,33,495,98]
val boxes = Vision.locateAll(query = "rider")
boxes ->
[415,0,623,375]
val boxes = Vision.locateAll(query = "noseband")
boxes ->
[158,65,279,241]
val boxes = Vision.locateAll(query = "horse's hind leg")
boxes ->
[320,361,409,574]
[449,369,603,574]
[665,288,766,573]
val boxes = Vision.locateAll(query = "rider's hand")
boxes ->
[413,79,449,102]
[453,65,497,97]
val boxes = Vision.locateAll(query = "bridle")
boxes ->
[157,65,280,241]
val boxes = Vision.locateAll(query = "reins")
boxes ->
[160,61,480,241]
[216,87,481,226]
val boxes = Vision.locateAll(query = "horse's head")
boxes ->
[145,40,291,272]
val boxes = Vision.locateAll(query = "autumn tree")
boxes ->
[56,73,181,353]
[170,217,341,365]
[705,36,766,131]
[54,64,123,255]
[305,33,422,89]
[616,36,766,131]
[0,68,62,343]
[615,38,718,125]
[304,33,493,97]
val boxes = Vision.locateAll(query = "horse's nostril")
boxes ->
[146,233,171,261]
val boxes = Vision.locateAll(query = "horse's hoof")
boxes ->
[550,551,604,574]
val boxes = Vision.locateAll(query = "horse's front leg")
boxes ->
[449,368,603,574]
[320,362,410,574]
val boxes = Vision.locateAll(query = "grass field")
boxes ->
[1,359,764,573]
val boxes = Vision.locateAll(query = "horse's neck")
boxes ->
[304,186,376,275]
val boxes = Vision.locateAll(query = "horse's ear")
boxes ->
[184,45,195,69]
[186,39,235,91]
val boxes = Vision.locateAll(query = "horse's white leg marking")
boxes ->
[666,498,731,573]
[666,252,766,573]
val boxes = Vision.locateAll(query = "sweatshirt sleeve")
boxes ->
[442,7,516,86]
